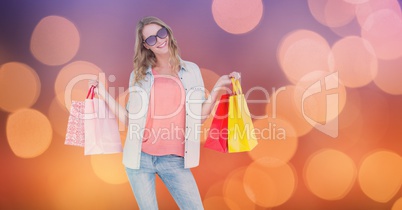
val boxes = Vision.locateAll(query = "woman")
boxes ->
[94,16,240,209]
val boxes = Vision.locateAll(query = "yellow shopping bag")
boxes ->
[228,78,258,153]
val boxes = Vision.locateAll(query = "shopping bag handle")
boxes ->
[86,85,96,99]
[231,78,243,95]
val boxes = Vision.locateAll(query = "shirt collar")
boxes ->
[145,59,189,74]
[145,66,152,75]
[179,59,189,72]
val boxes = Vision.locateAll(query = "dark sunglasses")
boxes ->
[143,27,168,46]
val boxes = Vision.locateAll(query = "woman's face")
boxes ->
[142,23,169,55]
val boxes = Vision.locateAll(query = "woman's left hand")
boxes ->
[228,71,241,80]
[215,71,241,88]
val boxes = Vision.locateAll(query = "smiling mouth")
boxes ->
[157,41,167,48]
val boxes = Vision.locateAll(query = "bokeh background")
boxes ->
[1,0,402,209]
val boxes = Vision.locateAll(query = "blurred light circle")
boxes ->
[51,175,114,210]
[361,9,402,60]
[223,167,259,209]
[90,154,128,185]
[266,85,314,136]
[294,71,347,130]
[308,0,356,28]
[212,0,263,34]
[392,197,402,210]
[250,118,298,167]
[6,109,52,158]
[0,62,40,112]
[204,180,225,198]
[374,57,402,95]
[358,150,402,203]
[243,160,296,207]
[355,0,402,27]
[304,149,357,200]
[47,97,69,138]
[54,61,102,110]
[328,18,362,38]
[332,36,378,88]
[30,15,80,66]
[277,30,333,84]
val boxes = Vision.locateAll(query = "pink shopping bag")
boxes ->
[64,86,96,147]
[84,86,122,155]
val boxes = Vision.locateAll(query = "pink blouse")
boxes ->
[141,69,186,157]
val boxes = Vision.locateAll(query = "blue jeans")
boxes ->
[125,152,204,210]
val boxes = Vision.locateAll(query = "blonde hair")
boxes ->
[132,16,181,85]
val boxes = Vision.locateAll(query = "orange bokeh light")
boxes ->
[392,197,402,210]
[204,180,225,198]
[294,71,347,130]
[0,62,41,112]
[249,118,298,167]
[90,153,128,185]
[48,97,70,138]
[50,173,128,210]
[358,150,402,203]
[6,109,52,158]
[30,15,80,66]
[243,160,296,207]
[277,30,333,84]
[304,149,357,200]
[212,0,263,34]
[54,61,102,110]
[266,85,314,136]
[223,167,261,209]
